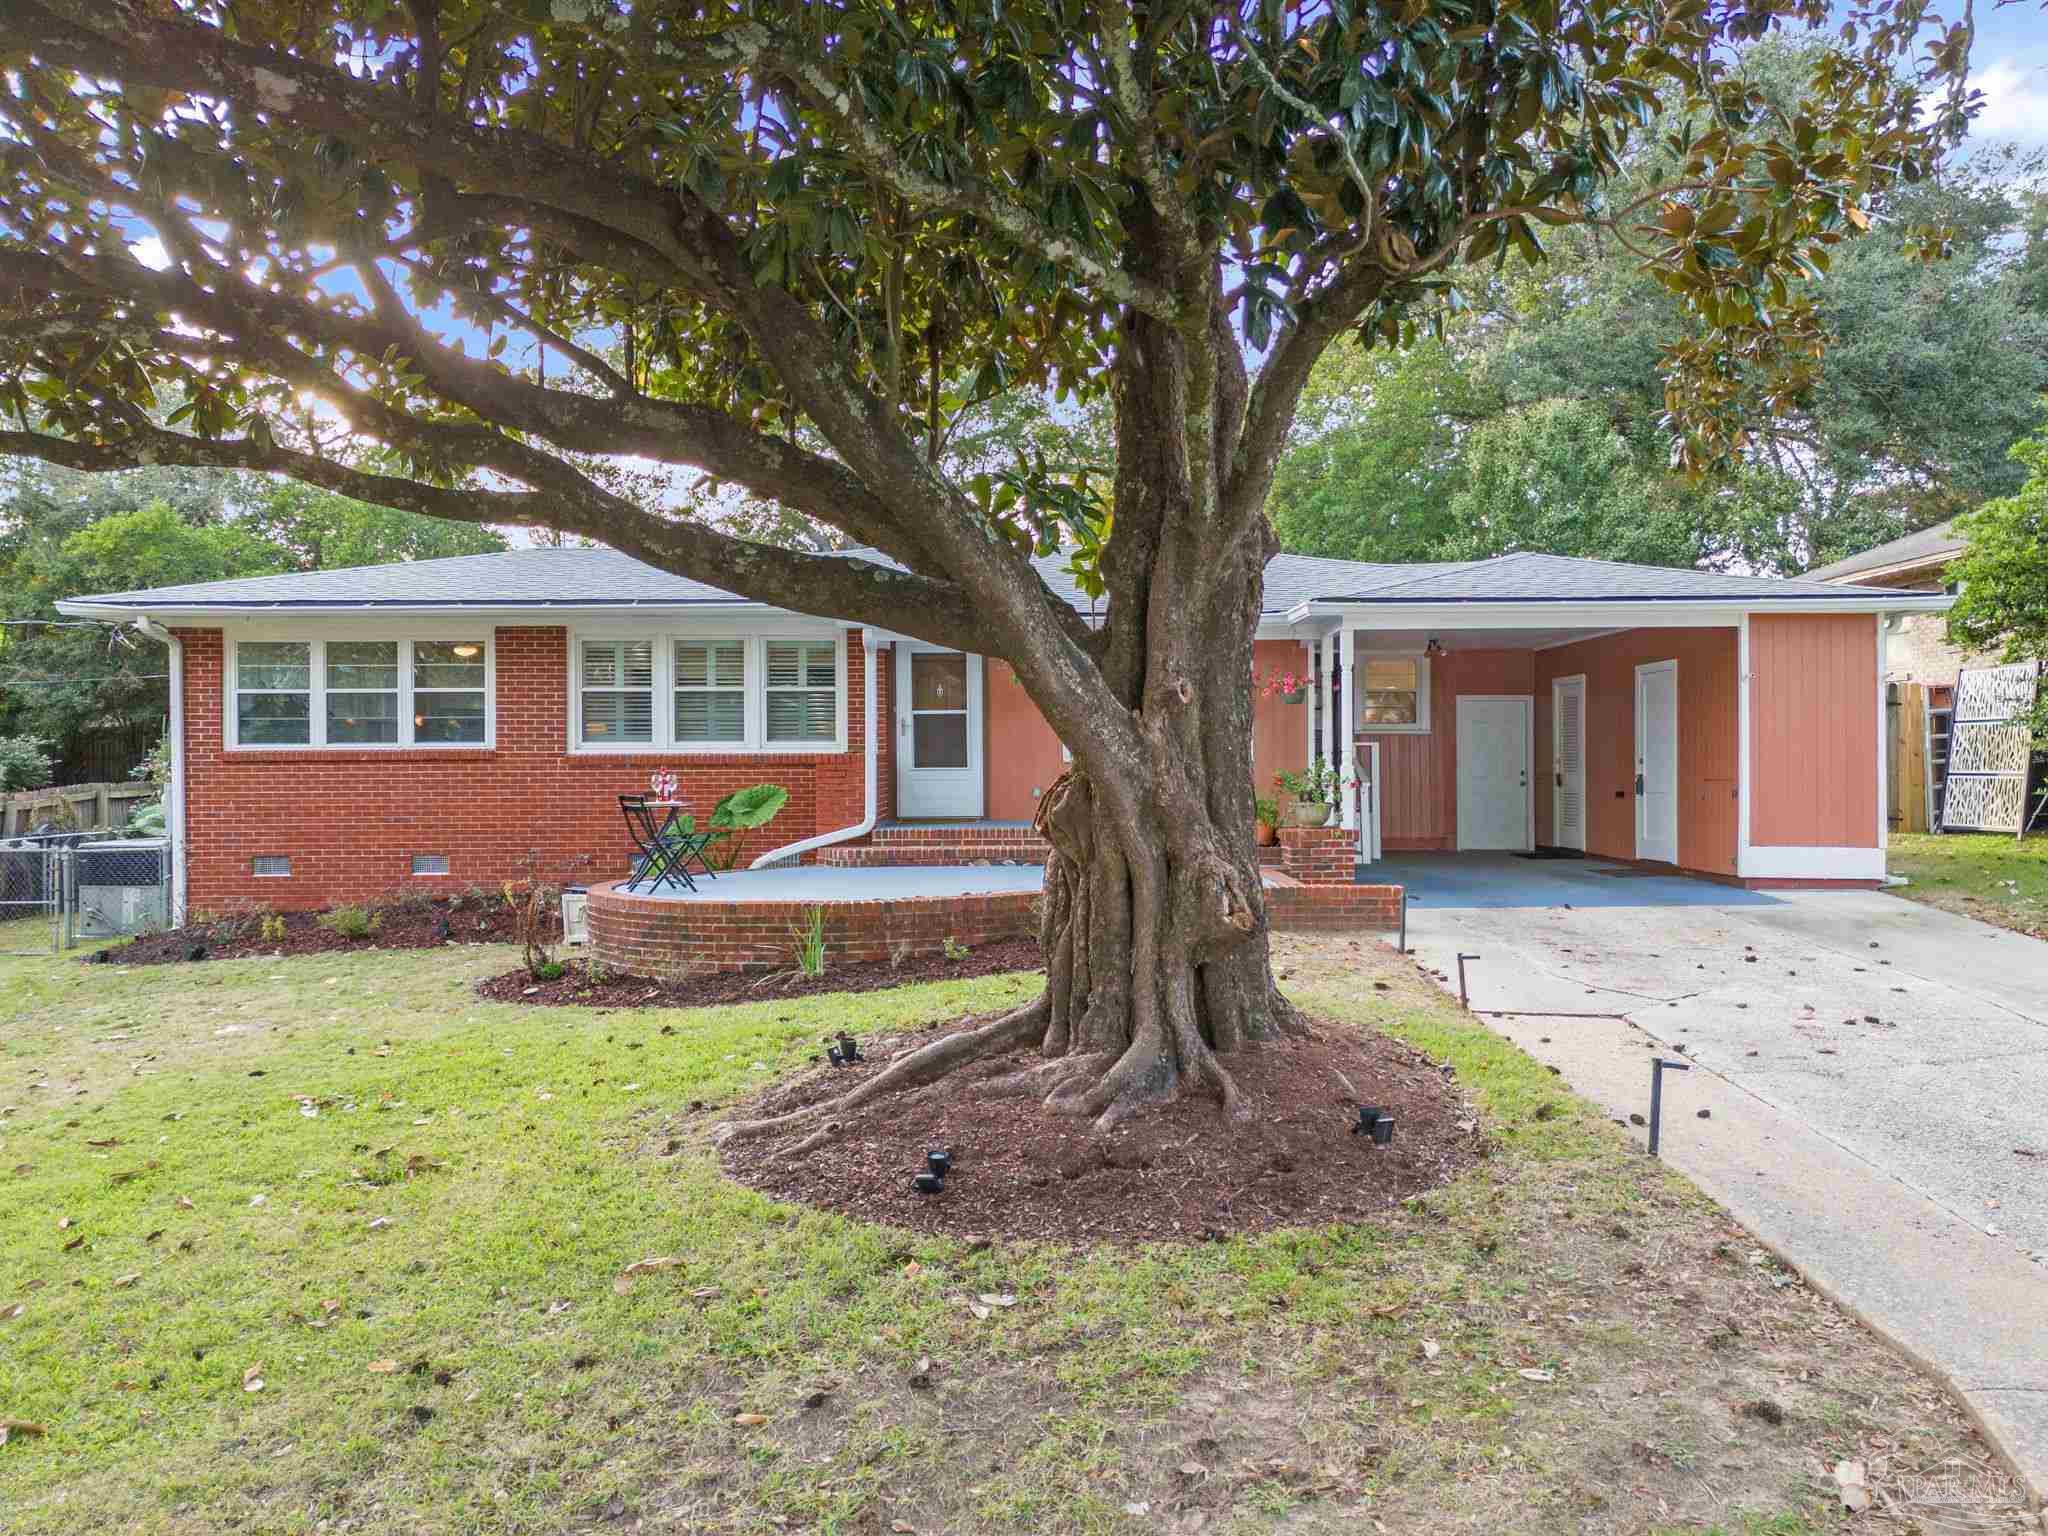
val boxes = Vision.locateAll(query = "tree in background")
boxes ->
[0,462,506,773]
[1948,417,2048,746]
[1269,43,2048,575]
[0,0,1973,1131]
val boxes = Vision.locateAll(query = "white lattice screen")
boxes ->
[1940,659,2040,834]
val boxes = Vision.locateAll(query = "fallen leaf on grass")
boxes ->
[968,1303,991,1321]
[976,1293,1017,1308]
[732,1412,769,1427]
[111,1273,140,1289]
[612,1256,682,1294]
[319,1299,341,1316]
[0,1303,23,1322]
[366,1217,392,1231]
[242,1364,265,1393]
[61,1236,84,1252]
[1421,1340,1441,1361]
[1516,1368,1554,1382]
[0,1420,49,1445]
[366,1360,400,1375]
[85,1138,120,1148]
[175,1196,193,1210]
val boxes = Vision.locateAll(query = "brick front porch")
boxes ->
[585,840,1395,978]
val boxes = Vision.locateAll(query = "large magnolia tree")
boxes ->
[0,0,1976,1132]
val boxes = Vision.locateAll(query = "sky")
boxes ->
[1952,3,2048,149]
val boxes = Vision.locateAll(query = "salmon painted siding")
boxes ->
[1534,627,1739,875]
[1748,613,1879,848]
[1367,649,1534,850]
[982,658,1069,821]
[1252,639,1313,803]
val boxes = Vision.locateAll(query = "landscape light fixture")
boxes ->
[926,1148,953,1178]
[911,1171,945,1195]
[1352,1105,1395,1146]
[836,1031,862,1063]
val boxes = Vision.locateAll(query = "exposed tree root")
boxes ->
[711,994,1050,1146]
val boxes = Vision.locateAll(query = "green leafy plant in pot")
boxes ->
[1274,758,1350,828]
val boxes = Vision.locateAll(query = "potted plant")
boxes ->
[1258,668,1310,705]
[1253,796,1280,846]
[1274,757,1352,827]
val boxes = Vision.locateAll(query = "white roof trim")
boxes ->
[1286,593,1953,628]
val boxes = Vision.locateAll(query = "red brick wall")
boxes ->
[586,880,1039,977]
[1265,881,1403,931]
[174,626,873,912]
[1278,825,1357,884]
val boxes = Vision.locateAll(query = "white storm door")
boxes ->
[1455,696,1533,851]
[1634,660,1679,864]
[895,645,983,818]
[1551,675,1587,852]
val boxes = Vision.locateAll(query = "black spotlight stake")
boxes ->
[926,1148,953,1178]
[1371,1115,1395,1146]
[826,1044,844,1068]
[1351,1105,1384,1137]
[911,1171,945,1195]
[837,1032,862,1063]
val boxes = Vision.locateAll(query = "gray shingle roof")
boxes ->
[1311,550,1908,604]
[1805,521,1964,583]
[59,542,1937,617]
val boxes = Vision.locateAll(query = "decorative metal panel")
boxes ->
[1940,660,2039,834]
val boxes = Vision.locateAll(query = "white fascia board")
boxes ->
[54,599,798,625]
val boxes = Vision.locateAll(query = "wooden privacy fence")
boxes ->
[1,781,157,836]
[1887,682,1931,833]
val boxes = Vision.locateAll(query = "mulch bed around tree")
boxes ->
[717,1015,1482,1245]
[474,938,1044,1009]
[95,898,520,965]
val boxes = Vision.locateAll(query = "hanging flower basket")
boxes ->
[1277,685,1307,705]
[1258,668,1311,704]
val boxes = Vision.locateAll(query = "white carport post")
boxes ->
[1321,630,1338,767]
[1338,624,1357,830]
[1301,638,1317,766]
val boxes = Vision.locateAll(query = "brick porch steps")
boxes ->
[818,820,1050,867]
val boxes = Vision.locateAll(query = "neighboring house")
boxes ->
[1809,520,1993,687]
[59,546,1948,916]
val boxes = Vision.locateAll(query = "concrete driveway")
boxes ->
[1387,853,2048,1504]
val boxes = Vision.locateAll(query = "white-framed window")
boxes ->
[765,639,837,745]
[578,638,655,746]
[226,636,494,749]
[1355,653,1432,734]
[674,640,746,744]
[571,630,846,753]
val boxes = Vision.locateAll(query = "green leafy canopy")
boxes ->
[0,0,1995,676]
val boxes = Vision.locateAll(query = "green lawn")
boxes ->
[0,936,2022,1534]
[1888,831,2048,938]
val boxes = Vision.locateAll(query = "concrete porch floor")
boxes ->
[621,863,1046,902]
[1368,850,1781,908]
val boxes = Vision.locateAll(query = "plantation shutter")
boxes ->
[764,640,837,743]
[675,640,746,743]
[580,639,654,744]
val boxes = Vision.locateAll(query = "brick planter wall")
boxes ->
[1265,878,1403,931]
[1278,825,1357,885]
[585,880,1042,978]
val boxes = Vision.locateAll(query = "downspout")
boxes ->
[750,628,881,868]
[132,616,186,924]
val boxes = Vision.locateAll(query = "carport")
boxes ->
[1370,851,1780,909]
[1279,552,1943,888]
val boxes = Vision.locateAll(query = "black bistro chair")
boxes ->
[618,795,720,893]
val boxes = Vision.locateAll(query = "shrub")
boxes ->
[0,735,54,792]
[318,904,381,941]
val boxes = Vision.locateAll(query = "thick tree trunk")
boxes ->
[720,297,1302,1146]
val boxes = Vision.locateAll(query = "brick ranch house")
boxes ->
[61,546,1950,921]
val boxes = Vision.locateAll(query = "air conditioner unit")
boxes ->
[73,839,170,938]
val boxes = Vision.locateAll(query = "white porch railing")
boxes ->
[1352,739,1383,867]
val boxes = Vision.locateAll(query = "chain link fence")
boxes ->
[0,834,171,954]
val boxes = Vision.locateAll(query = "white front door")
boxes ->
[1456,696,1533,851]
[895,646,983,818]
[1634,660,1679,864]
[1551,675,1587,852]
